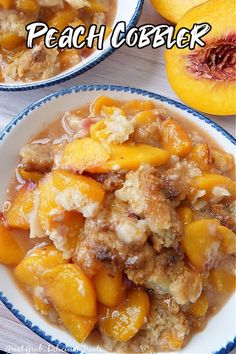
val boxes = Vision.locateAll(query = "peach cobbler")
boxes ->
[0,0,115,83]
[0,96,235,352]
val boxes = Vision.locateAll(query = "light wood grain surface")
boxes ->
[0,1,235,353]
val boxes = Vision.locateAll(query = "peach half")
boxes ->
[165,0,236,115]
[150,0,206,23]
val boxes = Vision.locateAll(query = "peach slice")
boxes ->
[49,210,84,258]
[38,170,103,230]
[33,292,51,315]
[16,0,39,12]
[90,96,120,116]
[94,267,125,307]
[134,110,160,127]
[166,333,183,351]
[61,138,110,173]
[14,244,68,287]
[0,0,15,9]
[43,264,97,317]
[177,206,193,225]
[5,184,35,230]
[99,289,150,342]
[211,148,234,173]
[0,33,24,51]
[192,174,236,201]
[218,225,236,255]
[88,143,171,173]
[188,293,209,317]
[0,222,24,265]
[58,310,97,342]
[160,118,192,157]
[209,268,236,293]
[38,173,61,231]
[165,0,236,115]
[61,138,170,173]
[150,0,206,23]
[52,169,105,202]
[18,167,44,183]
[59,49,81,70]
[188,144,212,171]
[48,9,77,32]
[182,219,221,272]
[90,120,110,142]
[88,0,108,13]
[90,107,134,144]
[121,100,155,116]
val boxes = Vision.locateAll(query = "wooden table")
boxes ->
[0,1,235,353]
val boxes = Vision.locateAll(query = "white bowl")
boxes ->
[0,85,235,354]
[0,1,143,92]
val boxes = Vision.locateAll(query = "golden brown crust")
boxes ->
[209,202,236,232]
[92,172,125,192]
[115,165,183,250]
[20,141,53,172]
[162,160,202,203]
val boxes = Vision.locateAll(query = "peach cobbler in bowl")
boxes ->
[0,0,123,88]
[0,90,235,352]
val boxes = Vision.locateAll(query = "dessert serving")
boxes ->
[0,95,235,352]
[0,0,116,83]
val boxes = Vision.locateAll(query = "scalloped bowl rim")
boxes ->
[0,85,235,354]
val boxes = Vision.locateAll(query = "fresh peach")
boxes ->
[150,0,206,23]
[165,0,236,115]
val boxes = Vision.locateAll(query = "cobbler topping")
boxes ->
[1,97,235,353]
